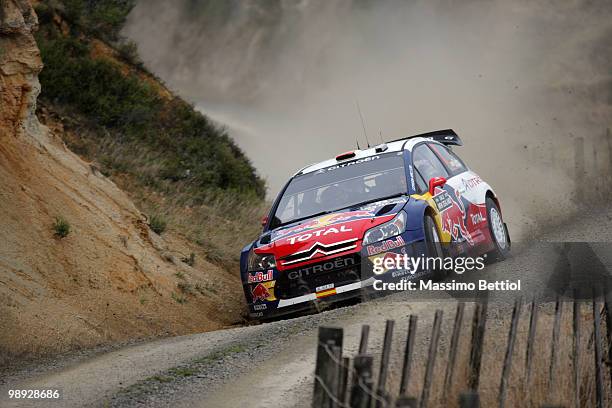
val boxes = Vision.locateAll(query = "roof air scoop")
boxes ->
[335,151,356,161]
[374,143,388,153]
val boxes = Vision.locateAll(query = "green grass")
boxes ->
[33,0,267,268]
[52,216,71,238]
[35,29,265,196]
[168,367,197,377]
[149,214,167,235]
[181,252,196,267]
[171,292,186,304]
[177,282,193,294]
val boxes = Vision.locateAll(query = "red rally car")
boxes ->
[240,129,510,320]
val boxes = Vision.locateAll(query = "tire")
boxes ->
[423,214,446,280]
[485,197,510,261]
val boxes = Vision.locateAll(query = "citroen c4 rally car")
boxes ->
[241,129,510,320]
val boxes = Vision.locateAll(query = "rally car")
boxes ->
[240,129,510,320]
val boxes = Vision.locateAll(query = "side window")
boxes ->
[412,144,449,183]
[414,169,428,194]
[429,143,467,175]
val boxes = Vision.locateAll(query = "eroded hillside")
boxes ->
[0,0,253,367]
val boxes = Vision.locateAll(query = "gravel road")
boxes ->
[2,206,611,408]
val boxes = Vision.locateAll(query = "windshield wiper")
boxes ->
[278,210,331,228]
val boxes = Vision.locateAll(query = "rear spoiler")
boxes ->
[389,129,463,147]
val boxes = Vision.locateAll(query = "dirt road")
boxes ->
[2,206,611,408]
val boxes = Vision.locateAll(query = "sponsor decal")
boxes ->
[251,283,270,302]
[288,225,352,244]
[471,212,485,225]
[288,257,356,280]
[248,270,274,283]
[316,288,337,298]
[433,189,453,212]
[434,186,474,245]
[409,165,416,191]
[316,283,334,292]
[250,312,264,318]
[316,156,380,173]
[462,176,483,191]
[366,236,406,256]
[253,304,267,311]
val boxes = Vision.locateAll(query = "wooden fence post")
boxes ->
[499,298,522,408]
[572,298,580,408]
[459,391,480,408]
[593,301,604,408]
[420,310,443,408]
[395,396,418,408]
[603,284,612,389]
[338,356,350,407]
[574,136,585,202]
[525,297,538,389]
[376,320,395,408]
[469,302,487,390]
[313,327,344,408]
[606,128,612,188]
[443,303,465,403]
[359,324,370,354]
[350,355,374,408]
[399,315,418,396]
[548,297,562,396]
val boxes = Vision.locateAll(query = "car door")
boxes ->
[426,142,490,246]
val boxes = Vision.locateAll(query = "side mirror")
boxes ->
[428,176,447,195]
[261,215,269,228]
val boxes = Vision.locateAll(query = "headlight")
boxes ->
[363,211,407,245]
[248,248,276,271]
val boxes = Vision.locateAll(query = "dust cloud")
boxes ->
[123,0,612,238]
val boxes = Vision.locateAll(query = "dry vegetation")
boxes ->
[377,302,611,407]
[33,0,269,269]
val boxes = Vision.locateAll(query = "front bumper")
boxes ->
[244,236,430,320]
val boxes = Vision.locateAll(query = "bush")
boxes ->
[181,252,196,267]
[53,216,71,238]
[55,0,136,42]
[149,214,167,235]
[35,30,266,197]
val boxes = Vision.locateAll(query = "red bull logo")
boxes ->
[251,283,270,302]
[366,236,406,256]
[434,187,474,245]
[248,270,273,284]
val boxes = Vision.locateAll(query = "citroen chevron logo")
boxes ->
[281,238,358,265]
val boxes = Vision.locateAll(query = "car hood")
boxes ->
[255,196,408,270]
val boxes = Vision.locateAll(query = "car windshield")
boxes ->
[271,152,407,227]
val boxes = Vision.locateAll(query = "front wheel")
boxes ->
[485,197,510,261]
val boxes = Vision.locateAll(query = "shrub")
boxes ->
[53,216,71,238]
[35,30,265,197]
[177,282,193,294]
[149,214,167,234]
[171,292,186,304]
[181,252,196,267]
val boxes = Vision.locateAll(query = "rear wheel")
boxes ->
[424,214,446,280]
[486,197,510,261]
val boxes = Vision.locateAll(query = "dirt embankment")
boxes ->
[0,1,243,367]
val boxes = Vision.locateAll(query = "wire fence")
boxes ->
[311,291,612,408]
